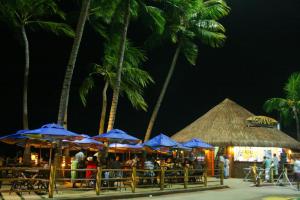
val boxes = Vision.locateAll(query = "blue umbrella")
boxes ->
[0,130,28,144]
[173,143,192,151]
[0,130,51,147]
[93,129,140,144]
[108,143,144,149]
[72,138,104,150]
[182,138,213,149]
[144,133,178,148]
[23,123,82,140]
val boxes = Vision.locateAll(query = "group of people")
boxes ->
[69,150,207,188]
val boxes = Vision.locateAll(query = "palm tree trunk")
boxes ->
[292,107,300,141]
[99,81,109,134]
[144,43,182,142]
[106,0,131,131]
[57,0,91,126]
[21,25,29,129]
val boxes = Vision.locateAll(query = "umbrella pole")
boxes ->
[39,145,42,165]
[49,145,53,166]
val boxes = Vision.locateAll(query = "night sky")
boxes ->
[1,0,300,146]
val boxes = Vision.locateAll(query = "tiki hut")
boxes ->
[172,98,300,177]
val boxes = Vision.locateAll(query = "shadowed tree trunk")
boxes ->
[106,0,131,131]
[21,25,29,130]
[57,0,91,126]
[99,81,109,134]
[144,43,182,142]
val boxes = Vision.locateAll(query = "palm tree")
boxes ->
[144,0,230,141]
[104,0,165,131]
[264,72,300,141]
[57,0,91,127]
[0,0,74,129]
[79,36,154,134]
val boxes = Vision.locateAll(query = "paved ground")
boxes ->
[0,179,299,200]
[123,179,300,200]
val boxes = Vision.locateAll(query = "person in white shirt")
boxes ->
[272,153,279,176]
[293,156,300,190]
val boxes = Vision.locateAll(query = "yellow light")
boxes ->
[288,150,292,155]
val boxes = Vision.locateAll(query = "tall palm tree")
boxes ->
[57,0,91,127]
[264,72,300,141]
[103,0,165,131]
[144,0,230,141]
[0,0,74,129]
[79,37,153,134]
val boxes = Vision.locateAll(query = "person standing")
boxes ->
[263,156,272,182]
[293,156,300,190]
[224,156,230,178]
[272,153,279,177]
[71,157,78,188]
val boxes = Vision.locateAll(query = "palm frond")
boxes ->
[192,19,225,33]
[79,76,95,106]
[284,72,300,100]
[201,0,230,20]
[182,39,198,65]
[26,21,75,37]
[196,28,226,48]
[263,98,288,113]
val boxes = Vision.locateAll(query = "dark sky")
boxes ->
[1,0,300,142]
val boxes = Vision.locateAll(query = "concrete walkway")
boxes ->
[123,179,300,200]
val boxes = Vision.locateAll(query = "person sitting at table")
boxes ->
[144,157,155,184]
[86,157,97,187]
[111,156,122,178]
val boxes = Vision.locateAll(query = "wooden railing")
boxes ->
[0,165,224,198]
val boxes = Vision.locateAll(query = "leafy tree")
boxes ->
[79,36,154,134]
[101,0,165,131]
[144,0,230,141]
[264,72,300,141]
[0,0,74,129]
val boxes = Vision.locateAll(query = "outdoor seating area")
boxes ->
[0,124,218,198]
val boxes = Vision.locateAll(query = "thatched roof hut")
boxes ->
[172,98,300,149]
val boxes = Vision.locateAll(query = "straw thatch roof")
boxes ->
[172,98,300,149]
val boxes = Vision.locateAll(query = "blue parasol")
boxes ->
[72,138,104,150]
[108,143,144,149]
[144,133,178,148]
[23,123,82,140]
[182,138,213,149]
[93,129,140,144]
[0,129,51,147]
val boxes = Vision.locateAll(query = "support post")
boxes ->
[160,166,165,190]
[131,167,136,193]
[219,162,224,185]
[184,166,188,189]
[48,164,56,198]
[284,167,288,182]
[96,167,102,195]
[204,168,208,187]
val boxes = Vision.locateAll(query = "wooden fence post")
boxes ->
[204,168,208,187]
[219,162,224,185]
[160,167,165,190]
[184,166,188,189]
[48,164,56,198]
[131,167,136,193]
[284,167,288,182]
[96,167,102,195]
